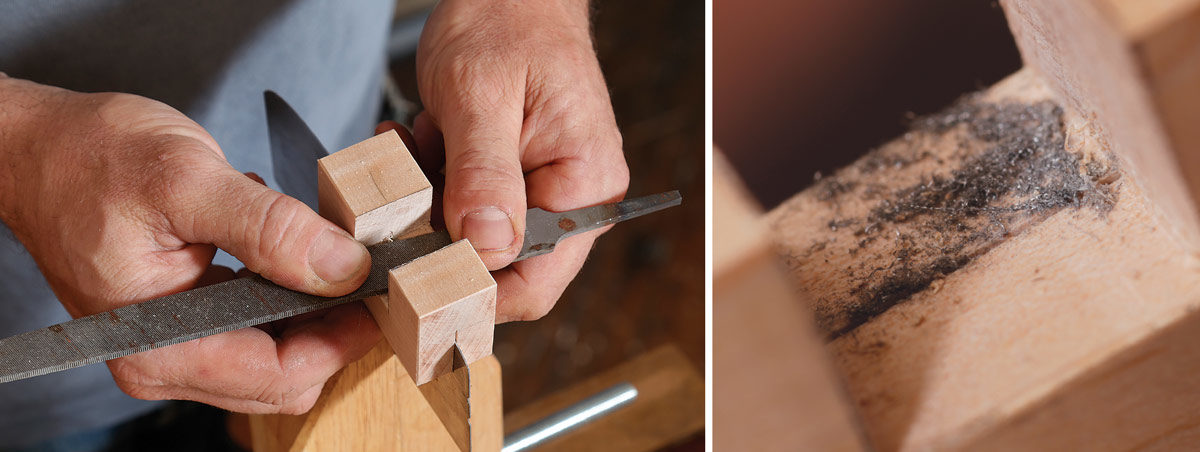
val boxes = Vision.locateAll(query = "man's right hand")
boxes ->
[0,76,380,414]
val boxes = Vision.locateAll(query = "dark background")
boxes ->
[716,0,1024,207]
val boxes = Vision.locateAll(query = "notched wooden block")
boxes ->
[317,130,432,246]
[387,239,497,385]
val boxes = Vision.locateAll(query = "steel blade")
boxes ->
[265,91,328,210]
[0,231,451,383]
[519,190,682,259]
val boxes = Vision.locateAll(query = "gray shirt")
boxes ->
[0,0,392,446]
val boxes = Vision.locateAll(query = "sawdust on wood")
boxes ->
[776,95,1119,339]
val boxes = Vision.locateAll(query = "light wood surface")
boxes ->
[468,356,504,452]
[388,239,496,385]
[419,357,471,451]
[250,344,459,452]
[503,345,703,452]
[1001,0,1200,246]
[713,151,868,451]
[317,129,433,246]
[248,347,502,452]
[766,68,1200,450]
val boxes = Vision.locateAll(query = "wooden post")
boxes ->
[250,129,503,451]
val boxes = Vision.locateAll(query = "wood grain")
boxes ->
[419,359,471,451]
[271,343,460,451]
[767,69,1200,450]
[469,356,504,452]
[388,239,496,385]
[1001,0,1200,245]
[503,345,703,452]
[714,151,868,451]
[317,129,432,246]
[250,348,502,452]
[251,129,503,451]
[417,354,504,452]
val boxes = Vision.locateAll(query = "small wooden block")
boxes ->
[317,129,432,246]
[387,239,497,385]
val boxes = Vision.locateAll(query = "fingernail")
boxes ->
[462,207,516,251]
[308,229,368,283]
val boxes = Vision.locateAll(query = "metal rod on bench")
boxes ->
[502,382,639,452]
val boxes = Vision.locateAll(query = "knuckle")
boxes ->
[278,389,320,415]
[108,359,166,401]
[518,301,555,322]
[591,133,629,197]
[249,378,289,410]
[515,293,557,322]
[604,157,631,197]
[92,92,155,119]
[277,401,314,416]
[449,150,524,199]
[248,192,306,262]
[116,382,158,401]
[430,46,521,117]
[250,376,316,414]
[142,140,221,209]
[556,135,629,201]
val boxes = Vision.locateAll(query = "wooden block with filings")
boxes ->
[1001,0,1200,245]
[386,238,497,385]
[767,69,1200,450]
[317,129,433,246]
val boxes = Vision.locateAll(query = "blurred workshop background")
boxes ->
[389,0,704,450]
[716,0,1023,207]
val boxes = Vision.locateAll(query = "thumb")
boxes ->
[439,103,527,269]
[170,168,370,296]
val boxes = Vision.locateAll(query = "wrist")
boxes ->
[0,77,61,229]
[437,0,590,29]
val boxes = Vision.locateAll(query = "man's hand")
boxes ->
[0,76,380,414]
[416,0,630,322]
